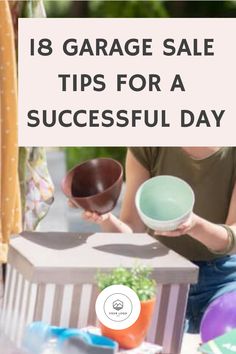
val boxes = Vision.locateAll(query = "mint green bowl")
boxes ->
[135,176,195,231]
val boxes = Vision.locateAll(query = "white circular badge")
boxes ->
[95,285,141,330]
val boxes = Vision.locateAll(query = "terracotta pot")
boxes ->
[100,297,156,349]
[61,158,123,215]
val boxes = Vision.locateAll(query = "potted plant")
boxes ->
[96,266,157,349]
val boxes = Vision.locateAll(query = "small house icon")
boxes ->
[113,299,123,311]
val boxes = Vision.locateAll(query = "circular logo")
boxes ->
[95,285,141,330]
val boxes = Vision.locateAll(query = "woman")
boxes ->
[81,147,236,333]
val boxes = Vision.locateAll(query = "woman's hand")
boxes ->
[67,199,133,233]
[82,211,134,233]
[67,199,111,224]
[155,211,235,254]
[154,213,198,237]
[82,211,111,224]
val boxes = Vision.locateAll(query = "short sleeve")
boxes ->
[129,147,159,174]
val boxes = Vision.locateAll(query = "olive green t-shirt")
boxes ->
[129,147,236,261]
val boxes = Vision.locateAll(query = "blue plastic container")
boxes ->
[22,322,118,354]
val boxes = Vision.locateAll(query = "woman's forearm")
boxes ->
[189,215,231,252]
[100,213,133,233]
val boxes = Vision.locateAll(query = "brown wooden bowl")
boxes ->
[61,158,123,215]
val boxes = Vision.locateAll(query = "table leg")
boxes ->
[147,284,189,354]
[87,285,99,326]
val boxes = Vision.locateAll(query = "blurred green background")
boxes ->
[65,147,127,171]
[43,0,236,170]
[44,1,236,19]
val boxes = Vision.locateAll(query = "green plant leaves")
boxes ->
[96,265,156,301]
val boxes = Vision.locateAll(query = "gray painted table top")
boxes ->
[9,232,199,285]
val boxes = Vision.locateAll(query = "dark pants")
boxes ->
[185,254,236,333]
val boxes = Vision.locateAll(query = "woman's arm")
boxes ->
[83,150,149,233]
[119,150,149,232]
[156,181,236,254]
